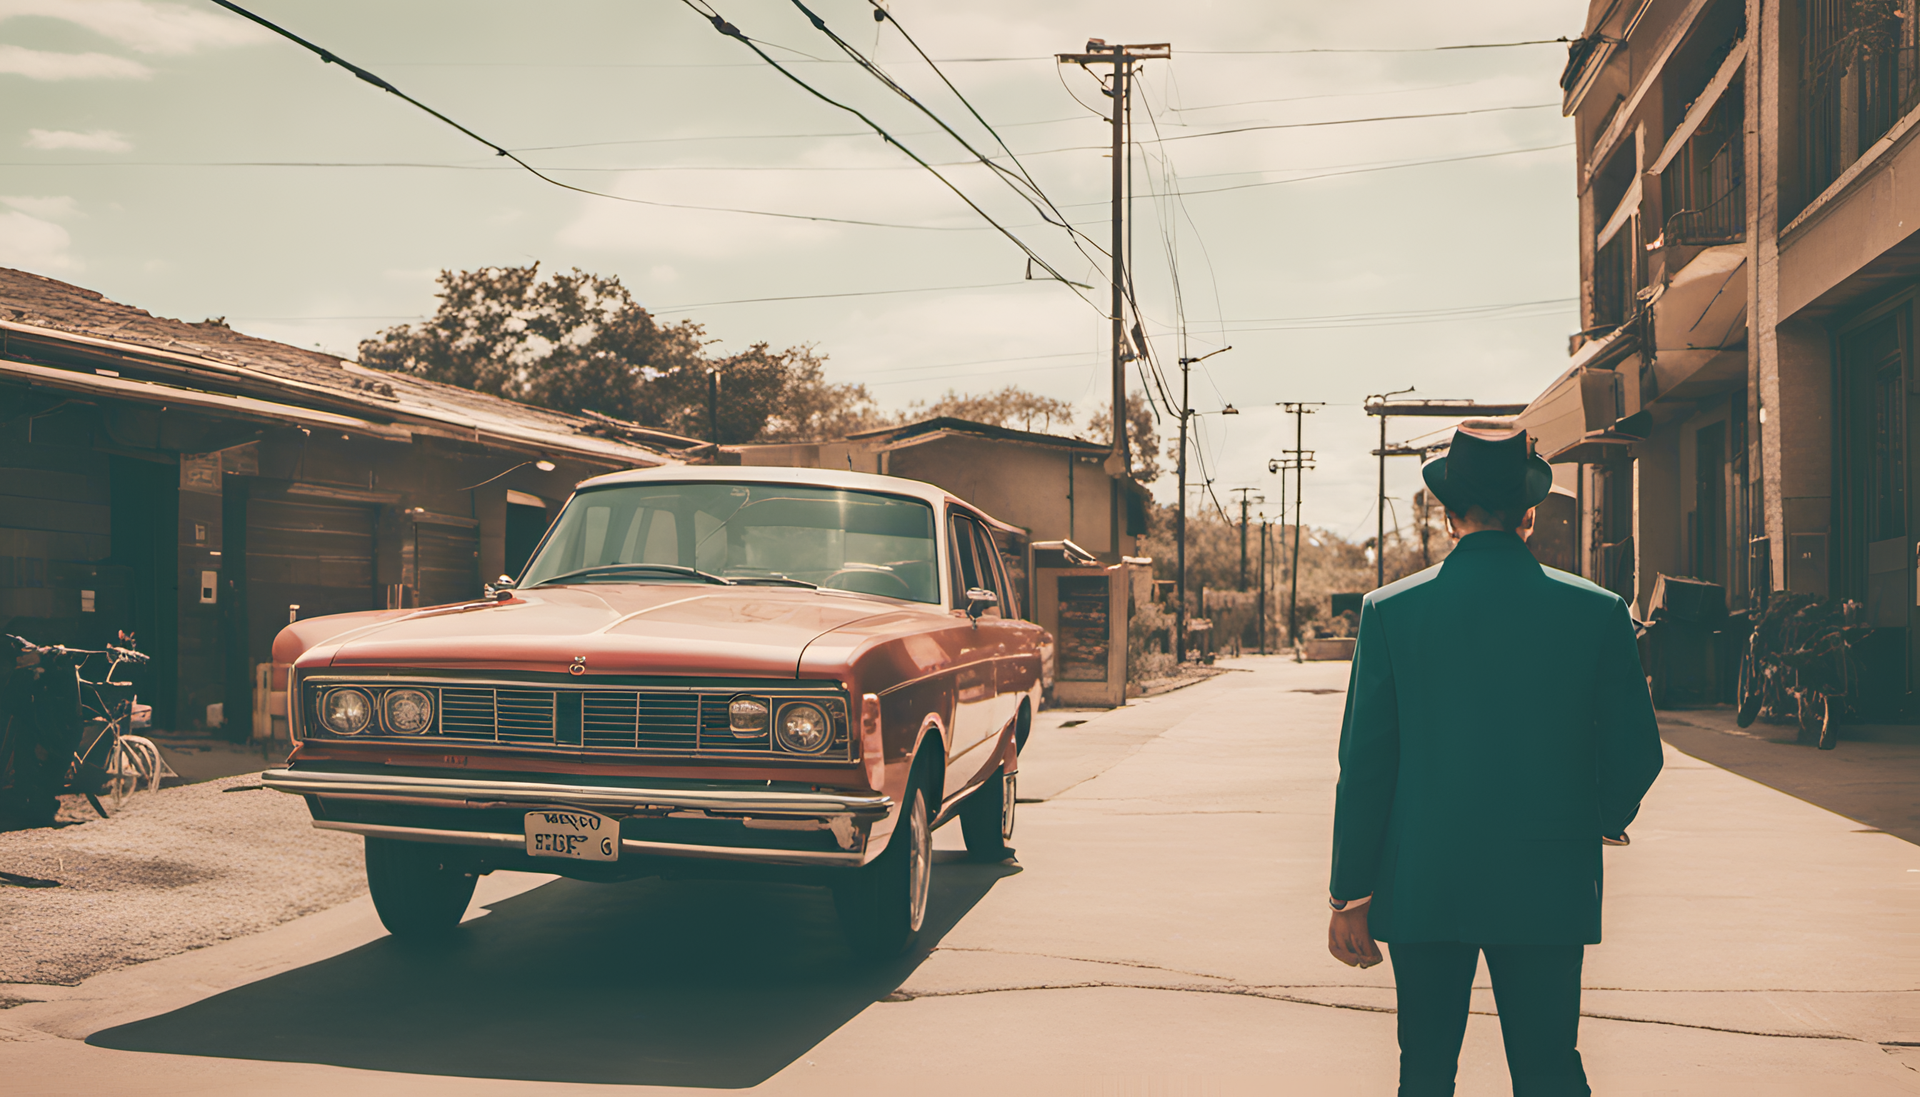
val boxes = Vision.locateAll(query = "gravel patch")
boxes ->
[0,773,364,986]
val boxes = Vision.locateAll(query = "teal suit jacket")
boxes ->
[1329,531,1664,946]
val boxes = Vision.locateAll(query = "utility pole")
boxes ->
[1364,388,1415,589]
[1173,346,1229,663]
[1056,39,1170,559]
[1258,514,1269,655]
[1230,487,1259,591]
[707,368,721,444]
[1365,396,1531,587]
[1273,402,1322,660]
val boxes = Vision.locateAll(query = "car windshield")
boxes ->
[518,482,941,603]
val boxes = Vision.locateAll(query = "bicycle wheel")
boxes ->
[104,722,127,810]
[1815,693,1838,750]
[1736,643,1762,727]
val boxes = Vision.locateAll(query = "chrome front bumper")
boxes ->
[262,768,892,867]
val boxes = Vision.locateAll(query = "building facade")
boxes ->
[0,269,675,735]
[1519,0,1920,713]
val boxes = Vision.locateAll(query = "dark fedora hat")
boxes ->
[1420,419,1554,515]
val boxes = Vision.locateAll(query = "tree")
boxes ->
[905,386,1078,433]
[357,264,879,444]
[1085,390,1165,483]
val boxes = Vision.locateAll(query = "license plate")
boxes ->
[524,810,619,861]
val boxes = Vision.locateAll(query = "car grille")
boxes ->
[313,680,851,761]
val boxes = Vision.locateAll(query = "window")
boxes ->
[947,512,1008,617]
[1870,361,1907,542]
[1592,227,1635,329]
[520,482,940,603]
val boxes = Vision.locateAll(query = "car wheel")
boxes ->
[365,838,477,940]
[833,779,931,960]
[959,766,1015,860]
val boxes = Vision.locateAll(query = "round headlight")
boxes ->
[384,688,434,735]
[320,688,373,736]
[728,696,769,737]
[775,702,832,754]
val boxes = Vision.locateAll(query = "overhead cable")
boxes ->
[672,0,1095,301]
[652,279,1032,311]
[197,0,967,231]
[1026,102,1561,155]
[1057,143,1575,206]
[863,0,1097,249]
[1187,38,1568,55]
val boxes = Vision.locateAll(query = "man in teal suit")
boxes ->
[1326,422,1663,1096]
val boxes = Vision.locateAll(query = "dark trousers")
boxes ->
[1386,941,1590,1097]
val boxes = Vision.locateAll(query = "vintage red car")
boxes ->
[263,467,1042,957]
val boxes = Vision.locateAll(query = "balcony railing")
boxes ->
[1666,179,1747,246]
[1662,77,1745,246]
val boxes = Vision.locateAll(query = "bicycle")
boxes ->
[1734,596,1870,750]
[2,634,161,824]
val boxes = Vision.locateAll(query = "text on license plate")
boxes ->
[524,810,619,861]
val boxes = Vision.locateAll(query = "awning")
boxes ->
[1515,367,1622,458]
[1548,410,1652,464]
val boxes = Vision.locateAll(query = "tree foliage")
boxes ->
[1085,390,1165,483]
[905,385,1077,433]
[357,264,882,444]
[1139,499,1452,647]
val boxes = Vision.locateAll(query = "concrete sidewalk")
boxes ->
[0,655,1913,1094]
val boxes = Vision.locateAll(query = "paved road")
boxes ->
[1,656,1915,1094]
[1657,707,1920,845]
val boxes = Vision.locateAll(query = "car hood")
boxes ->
[318,584,926,678]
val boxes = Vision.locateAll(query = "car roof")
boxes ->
[574,464,956,509]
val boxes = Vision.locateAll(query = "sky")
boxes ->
[1,0,1585,540]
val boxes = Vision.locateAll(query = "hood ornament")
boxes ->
[569,655,587,676]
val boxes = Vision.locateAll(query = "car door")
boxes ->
[978,522,1041,731]
[942,510,1004,802]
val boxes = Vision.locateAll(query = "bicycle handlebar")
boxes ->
[5,636,151,664]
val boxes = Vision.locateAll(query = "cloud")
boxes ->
[0,0,264,55]
[1,194,80,219]
[24,127,130,151]
[0,43,149,79]
[0,209,78,272]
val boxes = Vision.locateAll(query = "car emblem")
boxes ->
[569,655,587,676]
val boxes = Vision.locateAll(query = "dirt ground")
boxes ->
[0,773,362,986]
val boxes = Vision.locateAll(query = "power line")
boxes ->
[862,0,1109,264]
[1187,38,1569,54]
[1164,81,1478,113]
[196,0,985,232]
[1027,102,1562,155]
[1056,142,1575,206]
[673,0,1097,305]
[651,279,1033,311]
[363,37,1568,66]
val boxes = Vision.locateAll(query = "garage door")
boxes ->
[416,520,479,606]
[246,497,375,666]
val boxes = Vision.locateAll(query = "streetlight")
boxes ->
[1172,345,1232,664]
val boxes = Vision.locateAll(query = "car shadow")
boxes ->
[88,851,1017,1087]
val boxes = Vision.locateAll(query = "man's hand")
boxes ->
[1328,905,1383,968]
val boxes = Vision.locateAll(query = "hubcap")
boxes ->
[907,789,930,933]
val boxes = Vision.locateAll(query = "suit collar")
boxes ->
[1449,530,1531,555]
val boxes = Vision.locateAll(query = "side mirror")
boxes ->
[485,574,517,601]
[965,587,998,622]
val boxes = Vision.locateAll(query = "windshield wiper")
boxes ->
[728,576,819,588]
[527,563,733,588]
